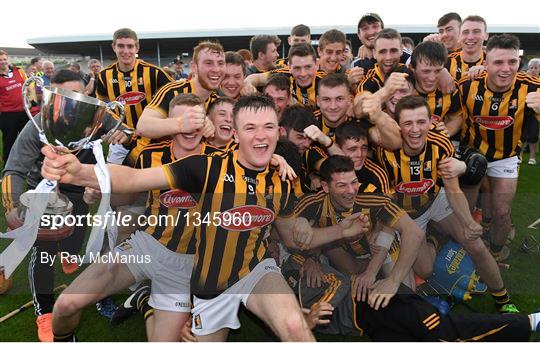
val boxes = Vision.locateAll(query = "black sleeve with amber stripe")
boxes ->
[162,154,208,194]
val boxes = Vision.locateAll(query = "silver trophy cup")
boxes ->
[22,75,125,152]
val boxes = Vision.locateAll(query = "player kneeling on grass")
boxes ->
[41,96,372,341]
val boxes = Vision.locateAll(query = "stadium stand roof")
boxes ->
[27,25,540,64]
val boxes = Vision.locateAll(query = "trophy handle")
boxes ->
[22,76,44,134]
[106,100,126,134]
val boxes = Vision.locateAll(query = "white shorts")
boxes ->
[107,143,130,164]
[114,230,193,312]
[413,188,453,231]
[191,258,281,336]
[486,156,519,179]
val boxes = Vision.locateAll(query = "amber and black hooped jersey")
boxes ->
[125,79,219,166]
[135,141,222,254]
[445,51,486,82]
[294,191,404,257]
[267,67,326,108]
[357,63,406,94]
[162,150,295,297]
[459,72,540,162]
[96,59,173,129]
[376,129,455,219]
[275,58,288,68]
[417,86,462,124]
[145,79,218,118]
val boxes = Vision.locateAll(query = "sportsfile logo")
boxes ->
[116,91,146,105]
[159,189,196,209]
[395,179,435,196]
[220,205,275,231]
[474,116,514,130]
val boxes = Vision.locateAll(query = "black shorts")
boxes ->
[523,114,539,143]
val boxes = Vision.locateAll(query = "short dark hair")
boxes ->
[401,37,415,50]
[374,28,402,48]
[357,13,384,32]
[279,105,317,133]
[250,35,281,60]
[411,41,448,68]
[320,155,355,182]
[288,43,317,62]
[437,12,462,28]
[264,73,291,95]
[169,93,203,112]
[207,96,236,116]
[275,138,302,175]
[486,34,520,53]
[394,95,431,123]
[318,73,350,92]
[319,29,346,50]
[291,24,311,37]
[335,121,369,147]
[51,69,84,84]
[232,95,277,128]
[113,28,138,45]
[225,51,246,76]
[30,57,42,65]
[462,15,487,31]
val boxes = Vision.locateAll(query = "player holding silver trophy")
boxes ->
[0,69,129,341]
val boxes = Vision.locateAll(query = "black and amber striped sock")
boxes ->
[53,331,75,342]
[491,288,510,308]
[137,294,154,320]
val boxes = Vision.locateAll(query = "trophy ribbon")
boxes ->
[82,139,118,263]
[0,179,57,278]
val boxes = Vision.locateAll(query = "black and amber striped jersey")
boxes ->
[145,79,218,118]
[275,57,288,68]
[126,79,219,166]
[357,63,405,94]
[459,72,540,162]
[135,140,221,254]
[445,51,486,81]
[376,129,455,219]
[313,109,347,138]
[202,139,237,155]
[356,159,392,195]
[96,59,173,129]
[162,150,295,296]
[417,86,462,124]
[301,144,390,195]
[267,67,326,108]
[294,191,404,257]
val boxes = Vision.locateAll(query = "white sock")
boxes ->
[529,312,540,331]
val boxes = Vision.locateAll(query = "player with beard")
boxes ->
[136,41,224,141]
[246,35,280,76]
